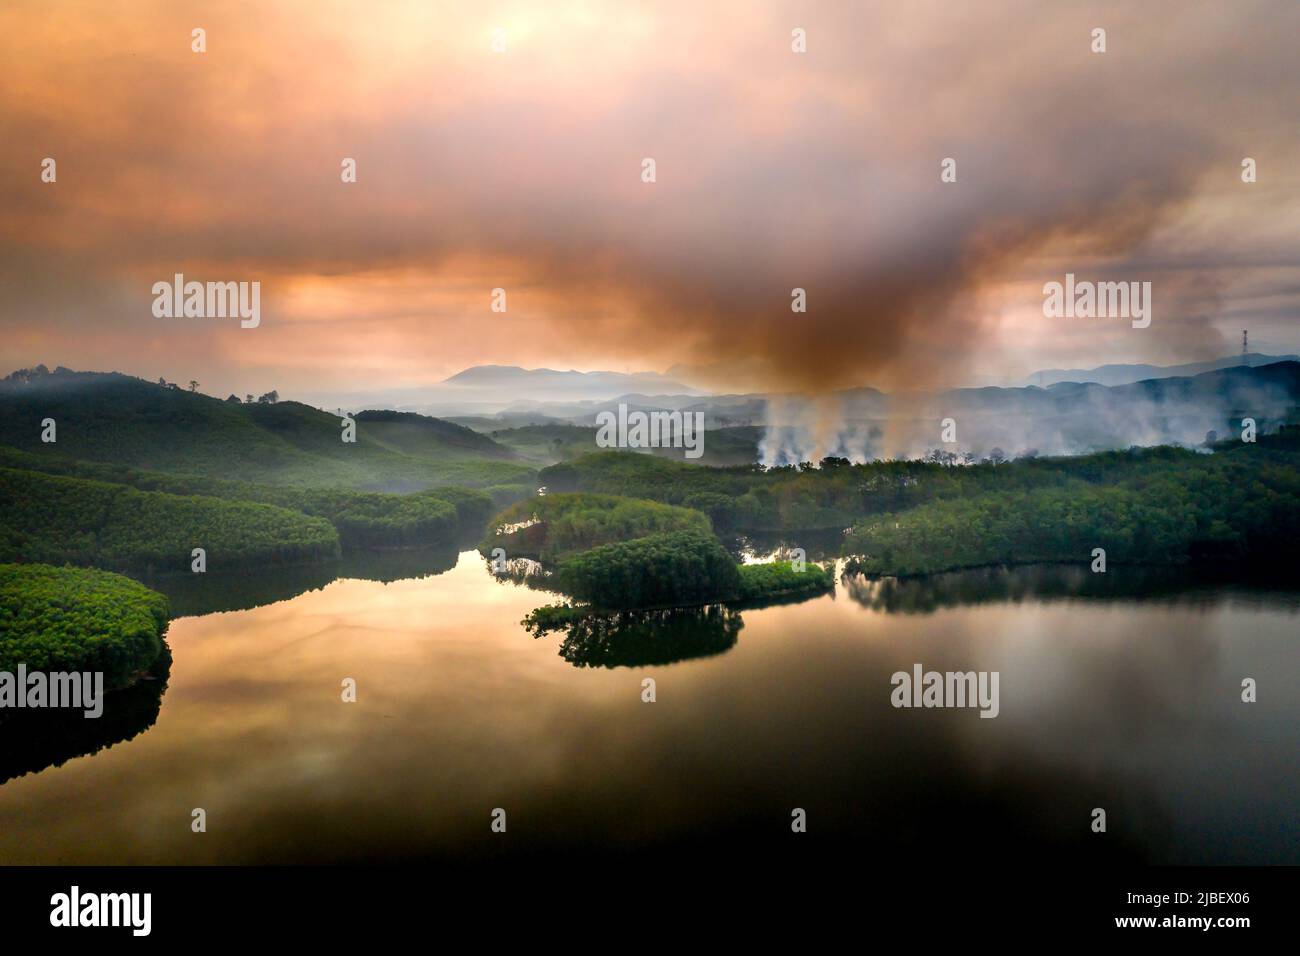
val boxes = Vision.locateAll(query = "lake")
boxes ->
[0,555,1296,865]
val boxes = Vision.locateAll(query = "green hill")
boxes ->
[0,369,535,492]
[0,445,500,552]
[0,466,340,573]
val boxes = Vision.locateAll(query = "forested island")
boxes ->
[480,494,835,620]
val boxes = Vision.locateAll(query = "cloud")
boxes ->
[2,0,1299,396]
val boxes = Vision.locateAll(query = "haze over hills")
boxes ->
[316,355,1300,422]
[288,365,700,419]
[460,363,1300,464]
[441,365,697,399]
[5,362,1299,474]
[1022,353,1299,388]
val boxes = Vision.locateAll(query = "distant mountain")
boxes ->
[1023,353,1298,388]
[442,365,696,398]
[475,362,1300,462]
[872,361,1300,459]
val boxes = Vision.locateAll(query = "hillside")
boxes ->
[0,369,535,493]
[0,466,341,573]
[1024,353,1300,387]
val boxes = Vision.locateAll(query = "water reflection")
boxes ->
[845,563,1300,614]
[486,556,561,593]
[527,605,742,668]
[0,554,1294,865]
[146,564,338,617]
[729,528,844,563]
[0,645,171,785]
[337,544,459,584]
[146,545,463,617]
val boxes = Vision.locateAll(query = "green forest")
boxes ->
[481,492,711,563]
[482,493,835,612]
[555,528,744,609]
[0,564,169,688]
[736,560,836,603]
[0,467,341,573]
[0,370,538,493]
[842,433,1300,576]
[482,493,836,619]
[0,444,500,553]
[540,432,1300,573]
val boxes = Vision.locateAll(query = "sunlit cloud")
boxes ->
[3,0,1299,399]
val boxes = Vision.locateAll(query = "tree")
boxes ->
[257,390,279,404]
[187,380,199,392]
[245,394,254,405]
[4,365,51,383]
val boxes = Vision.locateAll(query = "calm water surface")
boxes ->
[0,555,1295,865]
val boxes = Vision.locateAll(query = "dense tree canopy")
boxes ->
[0,467,340,572]
[543,435,1300,547]
[0,371,537,492]
[482,492,712,564]
[0,564,169,688]
[842,434,1300,575]
[736,560,834,603]
[0,446,497,553]
[555,529,743,610]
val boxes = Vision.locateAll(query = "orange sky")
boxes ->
[2,0,1299,400]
